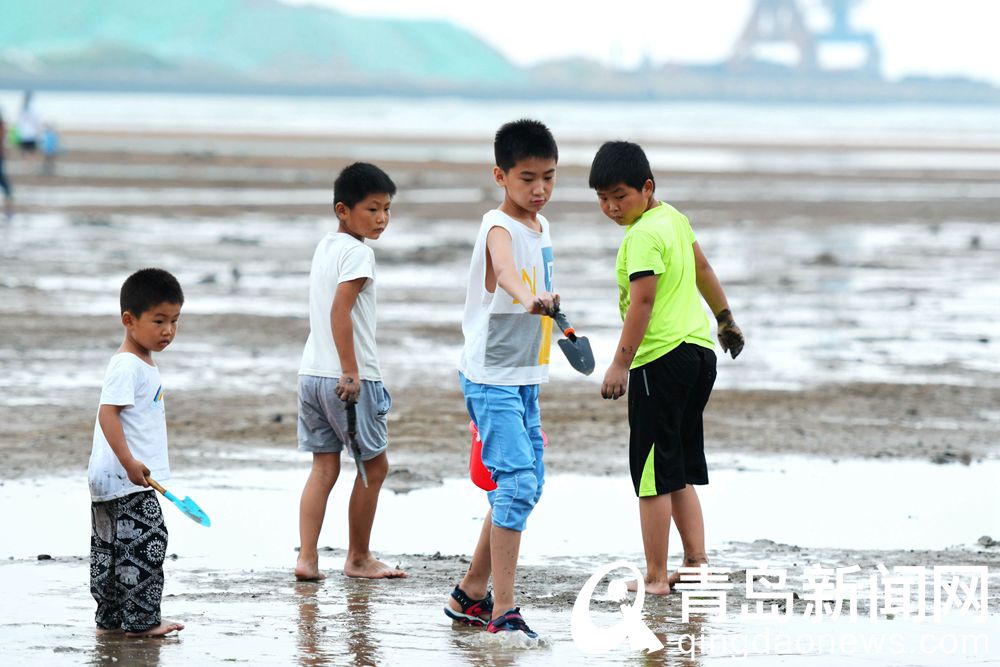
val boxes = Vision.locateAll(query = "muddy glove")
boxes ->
[716,309,744,359]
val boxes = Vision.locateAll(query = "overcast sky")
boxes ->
[281,0,1000,85]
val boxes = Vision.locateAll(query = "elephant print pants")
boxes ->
[90,490,168,633]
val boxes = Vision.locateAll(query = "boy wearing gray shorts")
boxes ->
[294,162,406,582]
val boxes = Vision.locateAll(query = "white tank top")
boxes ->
[458,209,554,385]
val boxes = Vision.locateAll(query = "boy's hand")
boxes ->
[336,373,361,403]
[123,459,151,487]
[716,311,745,359]
[601,362,629,400]
[529,292,559,317]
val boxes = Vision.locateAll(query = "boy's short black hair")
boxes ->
[588,141,655,192]
[120,268,184,316]
[333,162,397,209]
[494,119,559,172]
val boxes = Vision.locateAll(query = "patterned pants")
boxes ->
[90,490,169,632]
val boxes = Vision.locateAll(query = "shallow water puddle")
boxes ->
[1,455,996,565]
[0,558,716,666]
[2,561,996,666]
[1,455,997,665]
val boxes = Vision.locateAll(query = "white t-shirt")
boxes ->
[88,353,171,502]
[17,107,40,141]
[458,209,555,386]
[299,232,381,380]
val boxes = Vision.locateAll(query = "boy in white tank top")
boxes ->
[446,119,559,640]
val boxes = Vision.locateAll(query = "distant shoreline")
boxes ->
[2,75,1000,106]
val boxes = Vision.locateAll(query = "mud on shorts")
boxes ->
[297,375,391,459]
[628,342,717,497]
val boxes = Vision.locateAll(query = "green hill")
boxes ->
[3,1,997,102]
[0,0,522,87]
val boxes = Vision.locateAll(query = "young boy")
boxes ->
[294,162,406,582]
[444,119,559,639]
[589,141,745,595]
[88,268,185,637]
[0,110,12,219]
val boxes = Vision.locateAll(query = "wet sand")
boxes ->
[6,545,999,665]
[4,461,999,664]
[1,128,998,664]
[2,131,998,481]
[2,377,999,485]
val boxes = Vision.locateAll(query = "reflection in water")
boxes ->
[642,613,704,667]
[565,560,705,667]
[448,626,515,667]
[90,632,172,667]
[295,580,381,667]
[295,582,334,667]
[344,580,380,667]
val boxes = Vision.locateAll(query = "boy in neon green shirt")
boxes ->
[590,140,744,595]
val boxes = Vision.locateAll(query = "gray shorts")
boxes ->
[297,375,391,459]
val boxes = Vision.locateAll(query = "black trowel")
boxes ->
[552,308,595,375]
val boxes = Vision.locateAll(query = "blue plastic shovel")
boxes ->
[147,477,212,527]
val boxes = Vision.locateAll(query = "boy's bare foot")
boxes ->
[95,627,123,636]
[669,557,710,588]
[343,556,407,579]
[124,620,185,638]
[294,558,327,582]
[624,559,712,594]
[624,579,673,595]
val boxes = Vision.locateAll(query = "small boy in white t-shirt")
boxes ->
[88,268,185,637]
[294,162,406,582]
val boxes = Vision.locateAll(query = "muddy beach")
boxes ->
[1,113,999,665]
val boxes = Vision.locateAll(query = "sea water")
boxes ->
[3,90,1000,146]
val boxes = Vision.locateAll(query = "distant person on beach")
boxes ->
[41,123,60,176]
[88,268,186,637]
[294,162,406,582]
[444,119,559,641]
[589,141,744,595]
[16,91,40,155]
[0,110,12,218]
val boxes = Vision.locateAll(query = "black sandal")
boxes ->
[443,584,493,626]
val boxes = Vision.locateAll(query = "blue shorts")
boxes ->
[460,373,544,532]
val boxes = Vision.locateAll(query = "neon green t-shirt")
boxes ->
[615,203,713,369]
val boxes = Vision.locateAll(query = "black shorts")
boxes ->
[628,342,717,497]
